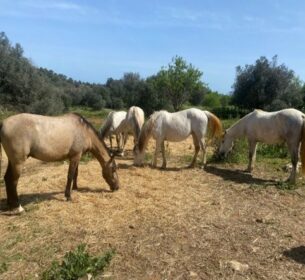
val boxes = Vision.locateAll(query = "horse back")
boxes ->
[1,113,89,162]
[248,109,304,143]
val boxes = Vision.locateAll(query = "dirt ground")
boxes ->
[1,136,305,279]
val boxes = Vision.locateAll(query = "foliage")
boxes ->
[154,56,203,111]
[232,56,303,110]
[42,244,115,280]
[0,32,108,114]
[1,31,305,117]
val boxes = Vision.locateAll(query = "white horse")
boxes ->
[218,108,305,184]
[100,111,127,152]
[116,106,145,152]
[134,108,222,168]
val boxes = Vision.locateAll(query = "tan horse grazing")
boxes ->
[0,113,120,213]
[134,108,222,168]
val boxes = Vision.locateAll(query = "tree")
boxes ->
[232,56,303,110]
[155,56,203,111]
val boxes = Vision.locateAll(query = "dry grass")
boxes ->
[1,135,305,279]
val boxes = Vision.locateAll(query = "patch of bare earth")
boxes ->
[1,137,305,279]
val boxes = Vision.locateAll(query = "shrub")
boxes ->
[42,244,115,280]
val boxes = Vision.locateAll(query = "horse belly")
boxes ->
[30,135,79,162]
[164,128,191,142]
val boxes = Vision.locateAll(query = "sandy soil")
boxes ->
[1,136,305,279]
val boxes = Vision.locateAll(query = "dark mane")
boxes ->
[70,113,110,154]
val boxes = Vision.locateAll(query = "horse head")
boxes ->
[218,130,234,158]
[102,156,120,191]
[133,144,145,166]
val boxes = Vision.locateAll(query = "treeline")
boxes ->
[0,32,224,115]
[1,31,305,118]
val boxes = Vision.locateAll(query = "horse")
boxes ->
[100,111,127,153]
[116,106,145,153]
[218,108,305,184]
[0,113,120,213]
[134,108,222,168]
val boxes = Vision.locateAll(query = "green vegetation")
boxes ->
[2,31,304,118]
[232,56,305,111]
[42,244,115,280]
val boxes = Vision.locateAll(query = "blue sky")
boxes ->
[1,0,305,94]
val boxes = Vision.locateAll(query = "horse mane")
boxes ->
[70,113,110,154]
[203,111,222,139]
[138,111,162,152]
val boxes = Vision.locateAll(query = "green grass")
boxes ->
[80,152,94,163]
[69,107,112,120]
[42,244,115,280]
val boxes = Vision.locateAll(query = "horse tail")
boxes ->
[204,111,223,139]
[300,117,305,175]
[100,112,113,139]
[132,108,144,141]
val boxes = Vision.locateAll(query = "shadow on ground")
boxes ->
[283,246,305,265]
[204,165,276,185]
[0,186,112,213]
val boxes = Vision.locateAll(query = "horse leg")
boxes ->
[109,135,113,150]
[246,140,257,173]
[153,140,162,168]
[121,132,128,156]
[65,156,80,200]
[189,133,200,168]
[287,143,299,184]
[116,133,121,151]
[199,138,207,168]
[4,161,24,212]
[72,164,79,190]
[161,141,167,169]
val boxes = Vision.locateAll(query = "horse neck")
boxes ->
[138,118,153,153]
[227,118,246,140]
[89,129,110,166]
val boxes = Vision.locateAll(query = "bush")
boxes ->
[42,244,115,280]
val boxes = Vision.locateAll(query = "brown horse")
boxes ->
[0,113,120,212]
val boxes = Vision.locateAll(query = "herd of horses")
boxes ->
[1,106,305,213]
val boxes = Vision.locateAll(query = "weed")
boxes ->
[144,152,153,163]
[0,262,8,274]
[42,244,115,280]
[80,153,93,163]
[275,180,298,191]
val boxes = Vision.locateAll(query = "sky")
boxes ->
[1,0,305,94]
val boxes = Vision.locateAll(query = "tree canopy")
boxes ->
[1,31,305,118]
[232,56,304,110]
[154,56,204,111]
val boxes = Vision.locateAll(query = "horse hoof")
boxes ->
[66,197,72,201]
[8,205,25,215]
